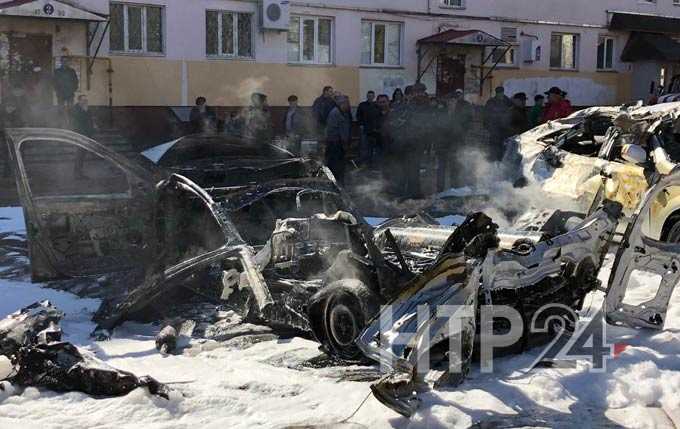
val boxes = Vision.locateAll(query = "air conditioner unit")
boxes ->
[261,0,290,31]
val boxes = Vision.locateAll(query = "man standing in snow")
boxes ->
[356,90,381,167]
[325,96,352,184]
[483,86,513,161]
[312,86,336,136]
[440,89,473,190]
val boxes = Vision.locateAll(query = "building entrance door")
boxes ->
[2,33,53,105]
[436,56,465,98]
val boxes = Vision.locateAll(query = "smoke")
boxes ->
[346,140,581,228]
[211,76,271,107]
[438,144,582,228]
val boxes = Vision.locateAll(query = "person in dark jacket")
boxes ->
[437,89,473,191]
[243,92,273,145]
[528,94,545,128]
[356,90,382,167]
[71,95,96,179]
[483,86,513,161]
[312,86,336,135]
[283,94,305,155]
[189,97,216,134]
[325,96,352,184]
[386,82,436,198]
[53,58,79,107]
[509,92,530,136]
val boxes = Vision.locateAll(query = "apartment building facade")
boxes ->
[2,0,680,107]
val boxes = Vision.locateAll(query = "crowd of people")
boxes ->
[187,82,574,198]
[299,82,574,198]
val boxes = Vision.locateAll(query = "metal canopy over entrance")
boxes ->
[609,11,680,35]
[0,0,109,89]
[416,29,512,97]
[621,32,680,63]
[0,0,105,21]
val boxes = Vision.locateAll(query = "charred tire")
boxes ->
[663,215,680,243]
[308,279,380,360]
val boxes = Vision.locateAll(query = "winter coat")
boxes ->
[312,96,336,129]
[483,95,513,134]
[53,66,78,98]
[71,105,95,138]
[325,107,352,143]
[356,101,381,134]
[528,105,544,128]
[542,99,573,122]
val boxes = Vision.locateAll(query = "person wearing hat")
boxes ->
[510,92,530,135]
[483,86,513,161]
[542,86,573,122]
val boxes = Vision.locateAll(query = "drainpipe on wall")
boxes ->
[107,58,113,128]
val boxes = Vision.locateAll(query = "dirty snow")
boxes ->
[0,208,679,428]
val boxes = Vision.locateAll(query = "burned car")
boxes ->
[4,128,409,357]
[6,127,679,382]
[495,102,680,241]
[355,201,622,416]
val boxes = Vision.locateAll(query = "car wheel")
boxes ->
[316,279,379,360]
[665,216,680,243]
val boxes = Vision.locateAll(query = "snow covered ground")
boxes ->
[0,208,679,428]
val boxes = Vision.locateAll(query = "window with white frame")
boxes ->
[550,33,579,69]
[206,10,253,58]
[597,36,614,70]
[441,0,465,8]
[287,16,333,64]
[361,21,402,66]
[109,2,163,54]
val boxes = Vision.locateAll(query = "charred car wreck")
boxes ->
[5,128,680,416]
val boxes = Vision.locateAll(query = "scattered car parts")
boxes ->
[0,301,170,399]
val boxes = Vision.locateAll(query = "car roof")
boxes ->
[142,134,294,164]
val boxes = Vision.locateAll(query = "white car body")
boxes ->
[507,102,680,240]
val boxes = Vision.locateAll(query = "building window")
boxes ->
[206,11,253,58]
[486,27,518,67]
[597,36,614,70]
[550,33,579,69]
[441,0,465,8]
[110,3,164,54]
[361,21,401,66]
[287,16,333,64]
[486,46,517,67]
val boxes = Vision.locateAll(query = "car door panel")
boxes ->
[6,128,157,281]
[606,169,680,329]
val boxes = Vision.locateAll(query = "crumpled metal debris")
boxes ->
[0,301,170,399]
[0,300,63,357]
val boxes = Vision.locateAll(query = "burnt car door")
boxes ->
[6,128,157,281]
[605,168,680,329]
